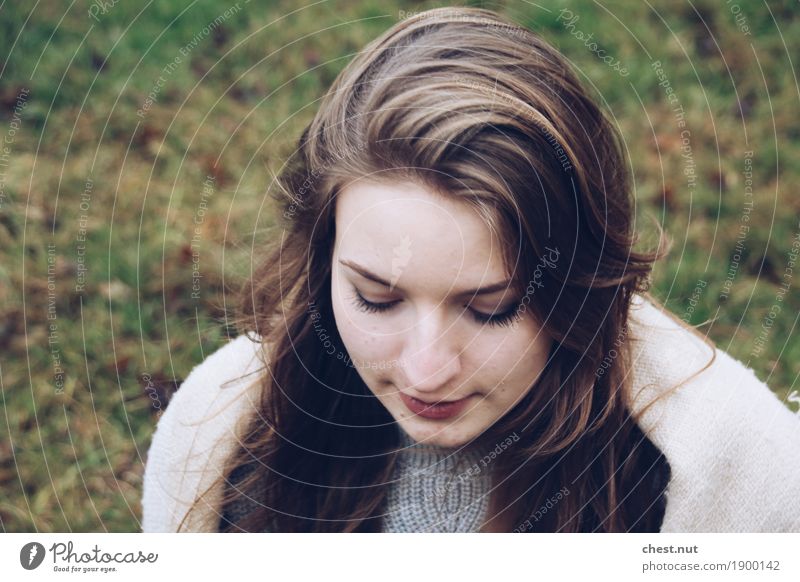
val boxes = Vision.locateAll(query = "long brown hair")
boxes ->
[182,6,714,532]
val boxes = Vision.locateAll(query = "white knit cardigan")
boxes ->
[140,294,800,532]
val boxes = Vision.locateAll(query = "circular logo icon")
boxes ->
[20,542,46,570]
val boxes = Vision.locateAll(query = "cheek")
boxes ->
[482,327,550,400]
[331,285,395,368]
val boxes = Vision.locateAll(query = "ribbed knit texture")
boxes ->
[382,429,493,532]
[218,428,495,532]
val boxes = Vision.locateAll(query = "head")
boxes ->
[202,6,671,533]
[331,178,552,450]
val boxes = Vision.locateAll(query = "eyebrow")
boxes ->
[339,259,513,297]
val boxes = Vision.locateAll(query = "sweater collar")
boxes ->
[395,426,498,472]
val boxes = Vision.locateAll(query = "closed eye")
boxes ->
[350,290,399,314]
[350,289,521,328]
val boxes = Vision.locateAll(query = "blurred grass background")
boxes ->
[1,0,798,532]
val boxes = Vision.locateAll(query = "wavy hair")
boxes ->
[180,6,714,532]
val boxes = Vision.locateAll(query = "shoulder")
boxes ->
[626,294,800,532]
[141,334,267,532]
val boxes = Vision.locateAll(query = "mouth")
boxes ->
[399,392,474,420]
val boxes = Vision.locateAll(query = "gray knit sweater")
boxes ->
[219,428,495,532]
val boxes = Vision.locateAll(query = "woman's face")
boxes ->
[330,179,551,448]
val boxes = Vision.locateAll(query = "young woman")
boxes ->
[141,7,800,533]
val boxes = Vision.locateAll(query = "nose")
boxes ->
[399,307,462,395]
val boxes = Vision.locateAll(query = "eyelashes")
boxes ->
[350,288,521,328]
[350,290,399,314]
[468,304,521,327]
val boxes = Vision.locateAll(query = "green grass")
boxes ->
[1,0,798,532]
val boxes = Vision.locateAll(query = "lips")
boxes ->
[399,392,473,420]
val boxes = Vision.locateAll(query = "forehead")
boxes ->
[334,179,511,282]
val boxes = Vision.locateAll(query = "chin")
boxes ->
[400,417,477,448]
